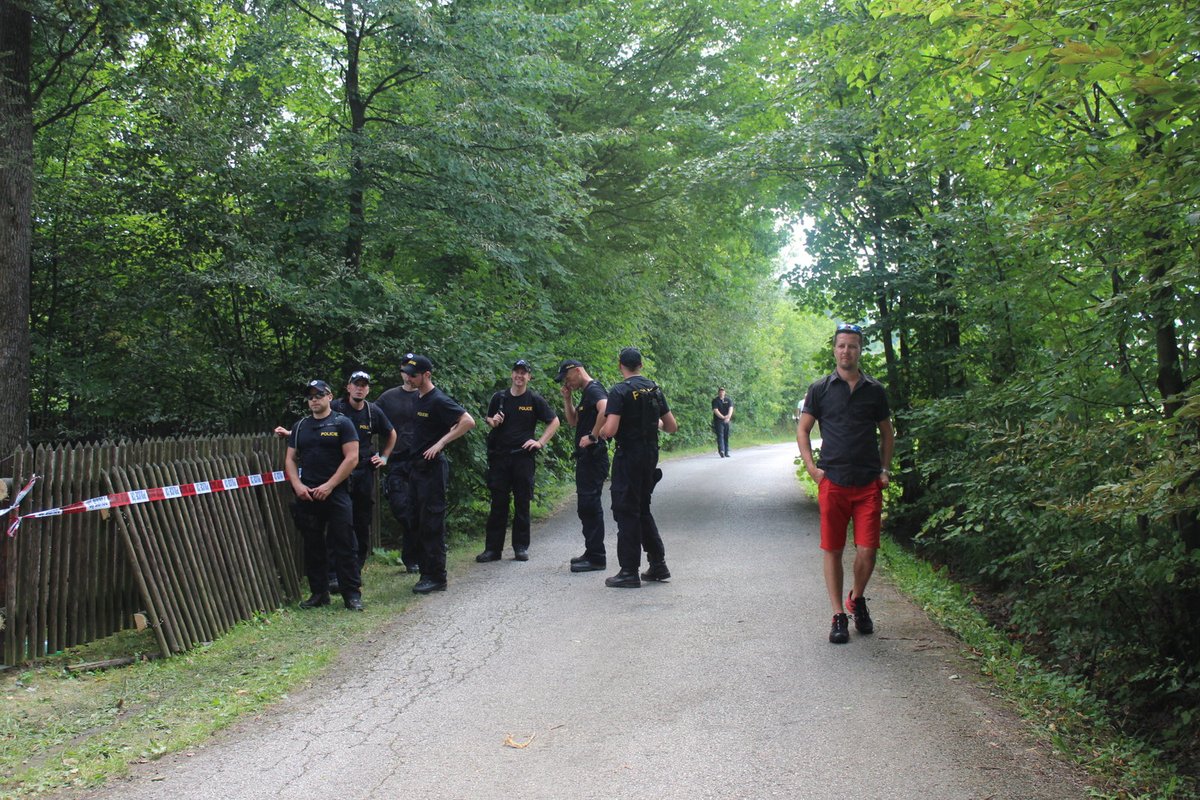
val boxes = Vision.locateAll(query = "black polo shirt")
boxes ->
[575,379,607,442]
[332,398,394,465]
[486,388,557,453]
[288,412,358,487]
[411,387,468,458]
[376,385,418,459]
[712,394,732,419]
[802,371,890,487]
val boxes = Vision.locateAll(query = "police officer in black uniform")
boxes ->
[401,354,475,594]
[597,348,678,588]
[284,380,364,610]
[556,358,610,572]
[478,359,560,562]
[376,358,421,573]
[331,370,396,569]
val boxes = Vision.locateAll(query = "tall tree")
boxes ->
[0,0,33,456]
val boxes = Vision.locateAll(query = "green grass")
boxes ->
[794,465,1196,800]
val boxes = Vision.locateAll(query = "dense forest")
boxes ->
[2,0,1197,778]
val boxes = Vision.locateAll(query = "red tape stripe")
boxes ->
[3,470,287,537]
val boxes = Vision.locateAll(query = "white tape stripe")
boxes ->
[4,470,286,538]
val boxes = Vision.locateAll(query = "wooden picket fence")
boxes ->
[0,435,306,666]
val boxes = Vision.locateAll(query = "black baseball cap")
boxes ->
[512,359,532,372]
[400,354,433,375]
[555,359,584,383]
[348,370,371,384]
[305,379,333,396]
[619,347,643,368]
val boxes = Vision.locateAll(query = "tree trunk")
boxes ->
[341,1,365,367]
[0,0,34,456]
[343,0,365,276]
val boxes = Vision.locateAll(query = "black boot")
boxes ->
[299,592,331,609]
[641,562,671,582]
[605,569,641,588]
[413,577,448,594]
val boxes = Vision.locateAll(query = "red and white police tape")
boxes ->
[1,470,287,538]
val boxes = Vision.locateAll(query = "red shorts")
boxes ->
[818,478,882,551]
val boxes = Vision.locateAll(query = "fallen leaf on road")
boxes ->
[504,733,536,749]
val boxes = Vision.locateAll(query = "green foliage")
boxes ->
[900,383,1200,761]
[26,0,801,449]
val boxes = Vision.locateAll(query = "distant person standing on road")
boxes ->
[796,323,895,644]
[284,380,363,611]
[477,359,560,563]
[556,358,610,573]
[597,347,677,589]
[712,387,733,457]
[332,371,396,569]
[401,354,475,594]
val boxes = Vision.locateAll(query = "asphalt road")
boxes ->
[86,443,1090,799]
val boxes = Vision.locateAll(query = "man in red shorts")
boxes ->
[797,323,895,644]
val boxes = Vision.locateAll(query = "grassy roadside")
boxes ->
[0,429,790,798]
[794,466,1196,800]
[0,551,444,799]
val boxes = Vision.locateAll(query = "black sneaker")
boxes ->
[847,591,874,634]
[829,613,849,644]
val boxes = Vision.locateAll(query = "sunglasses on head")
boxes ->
[836,323,863,334]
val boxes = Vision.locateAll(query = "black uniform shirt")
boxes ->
[375,386,419,460]
[411,388,468,457]
[332,398,394,465]
[288,412,358,487]
[712,395,732,419]
[575,379,608,442]
[607,376,671,445]
[802,371,890,487]
[487,389,557,453]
